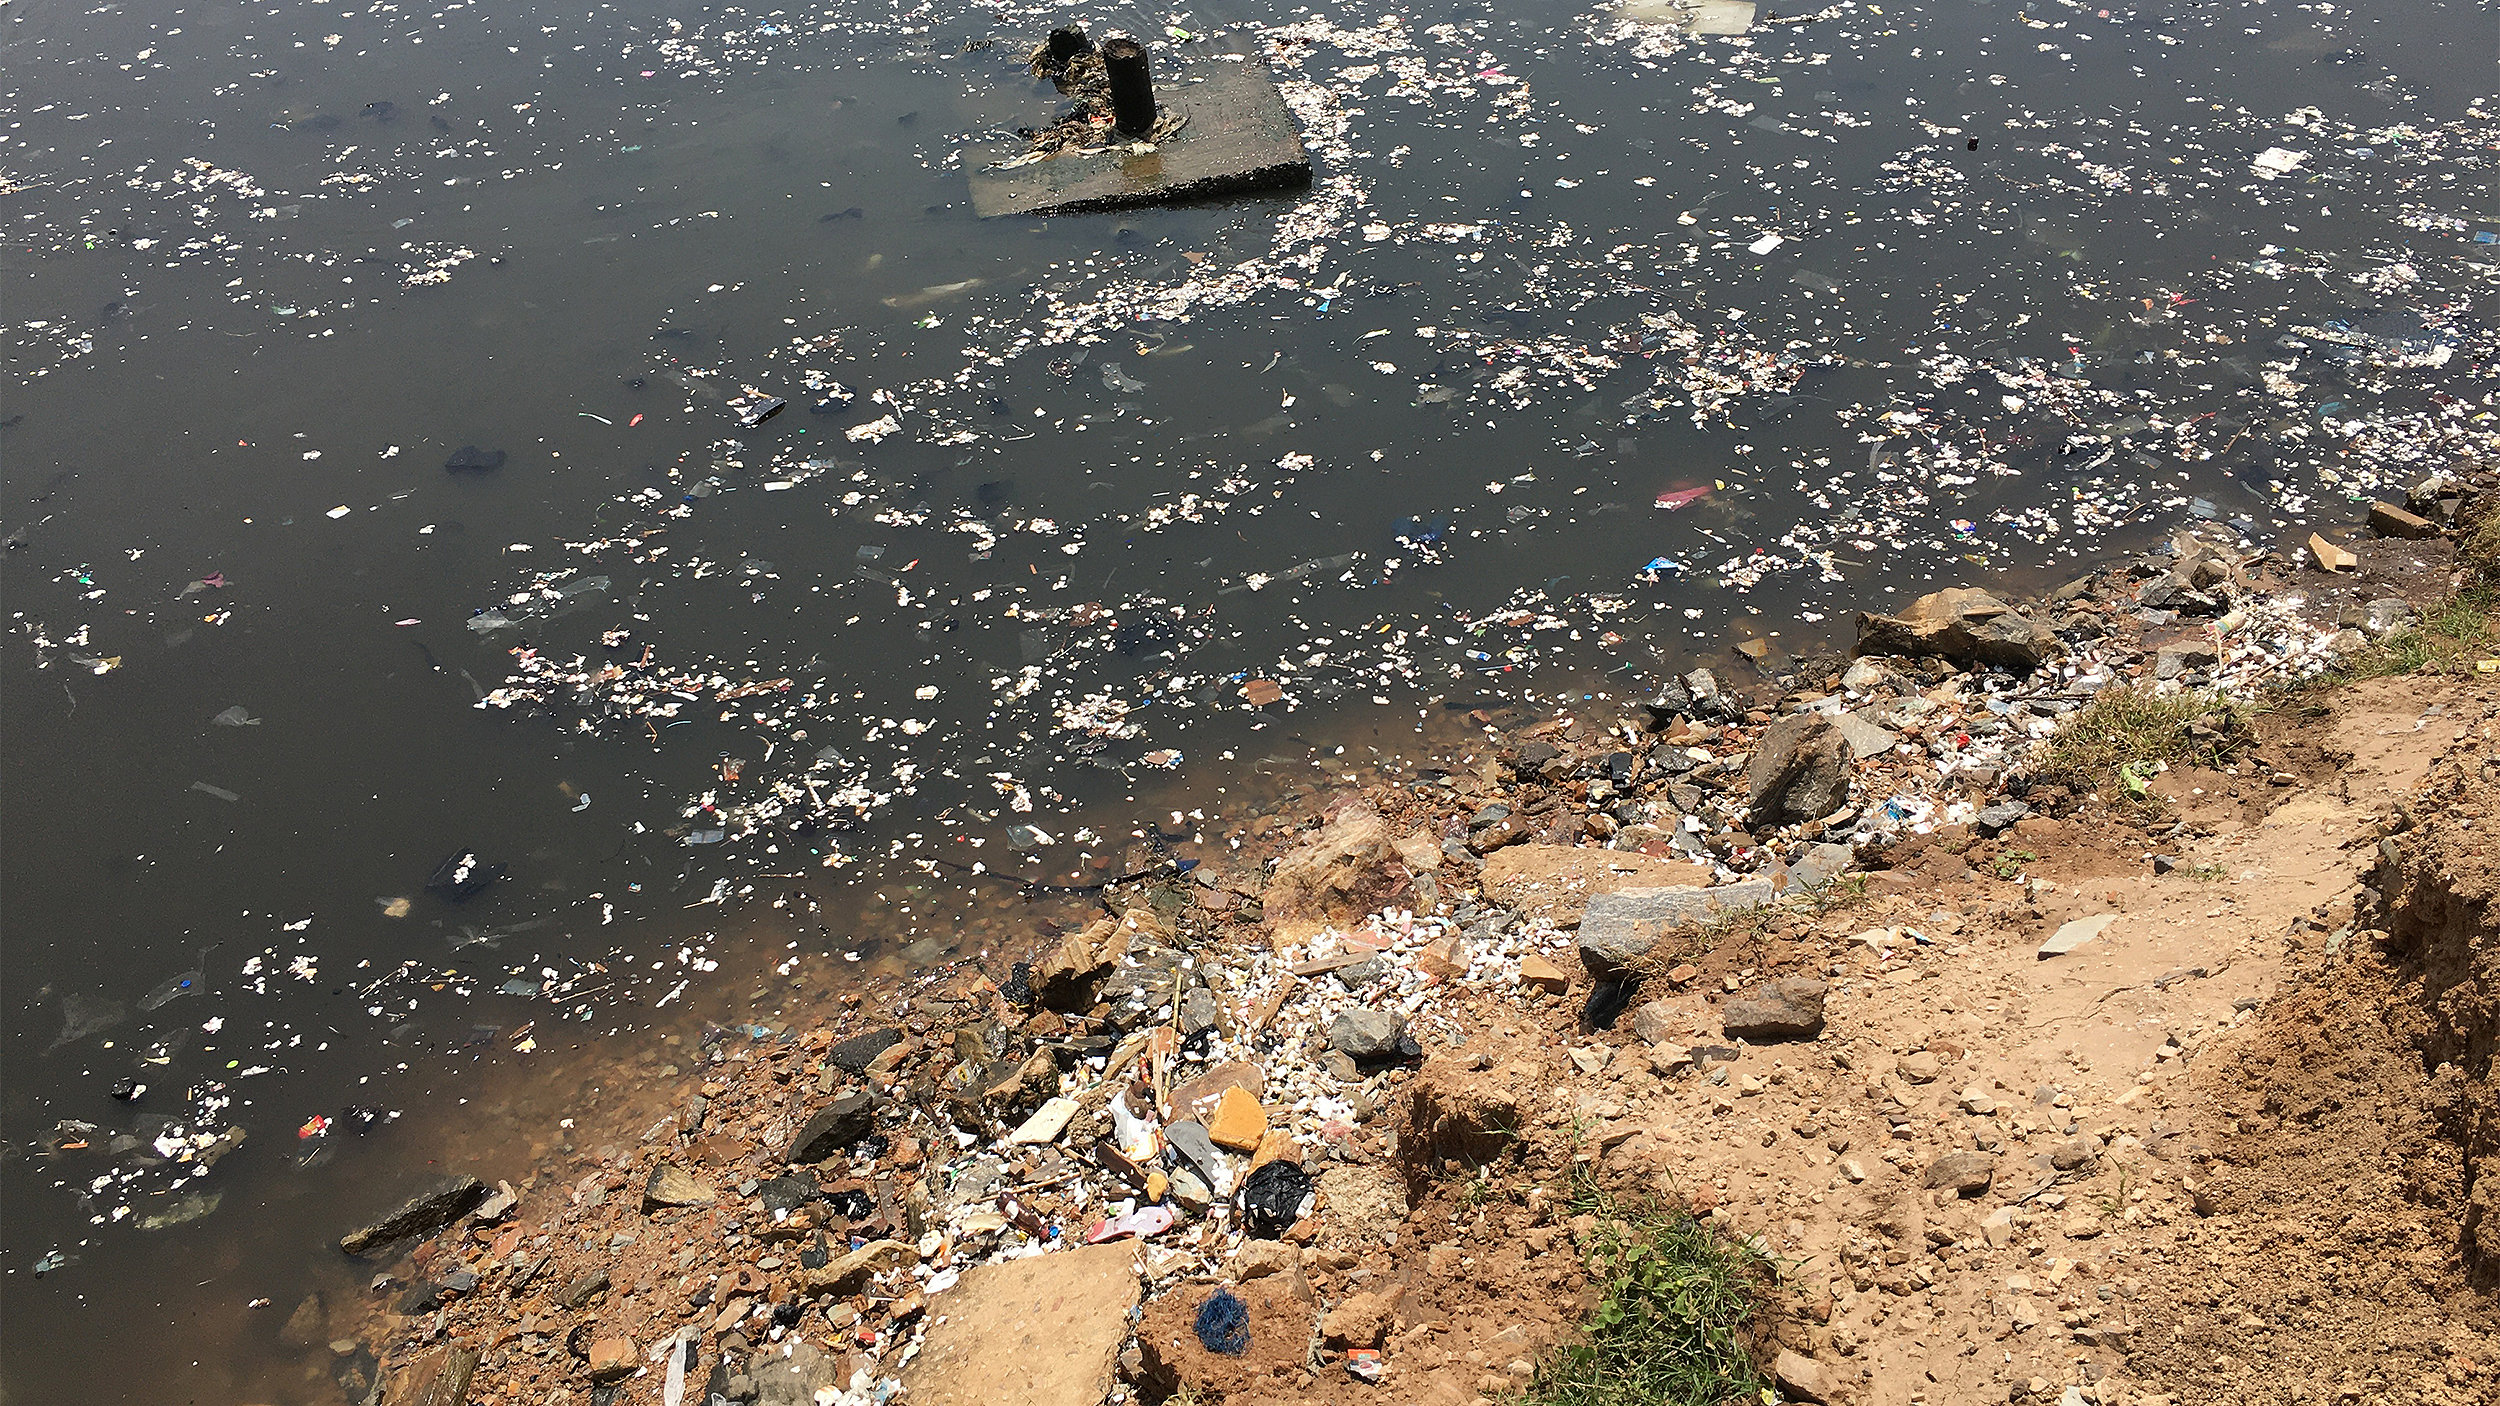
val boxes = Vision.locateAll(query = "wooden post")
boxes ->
[1102,38,1155,136]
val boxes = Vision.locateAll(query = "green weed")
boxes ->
[2035,687,2246,806]
[1522,1178,1771,1406]
[2334,586,2497,681]
[1800,872,1871,918]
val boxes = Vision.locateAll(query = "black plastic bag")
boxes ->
[1237,1159,1315,1239]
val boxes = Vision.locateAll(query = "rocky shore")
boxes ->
[308,474,2499,1406]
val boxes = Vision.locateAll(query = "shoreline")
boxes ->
[317,475,2496,1406]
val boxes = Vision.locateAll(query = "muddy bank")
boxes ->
[308,481,2499,1406]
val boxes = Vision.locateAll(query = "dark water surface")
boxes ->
[4,0,2492,1399]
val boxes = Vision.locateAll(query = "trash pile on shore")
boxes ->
[330,480,2494,1406]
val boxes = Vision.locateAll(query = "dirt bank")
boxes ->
[297,484,2500,1406]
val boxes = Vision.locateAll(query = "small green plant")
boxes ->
[1522,1177,1771,1406]
[1698,903,1776,944]
[2183,861,2229,883]
[2333,586,2497,681]
[1801,872,1871,918]
[1990,849,2039,881]
[2036,687,2246,806]
[2091,1160,2139,1220]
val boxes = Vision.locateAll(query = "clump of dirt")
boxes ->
[2122,706,2500,1404]
[2380,748,2500,1282]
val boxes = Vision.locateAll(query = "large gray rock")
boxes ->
[1576,881,1776,974]
[1328,1010,1411,1061]
[1831,710,1900,760]
[339,1175,486,1255]
[1855,587,2062,673]
[1776,842,1856,892]
[1719,978,1827,1041]
[788,1091,879,1163]
[1745,713,1851,824]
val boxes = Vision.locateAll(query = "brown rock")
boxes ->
[1393,827,1443,872]
[641,1162,715,1213]
[553,1269,609,1310]
[1320,1286,1404,1349]
[1921,1151,1998,1196]
[982,1049,1060,1113]
[899,1242,1143,1406]
[1167,1062,1264,1124]
[1773,1348,1829,1403]
[1719,978,1827,1041]
[1318,1164,1410,1242]
[1249,1129,1302,1170]
[1856,586,2062,672]
[278,1293,325,1349]
[2047,1136,2101,1171]
[1262,803,1412,936]
[1035,918,1131,1012]
[2367,500,2437,539]
[388,1345,479,1406]
[587,1337,637,1382]
[1413,934,1468,980]
[1632,996,1705,1045]
[801,1239,920,1296]
[1516,953,1571,995]
[1230,1238,1300,1282]
[1409,1053,1523,1163]
[2309,531,2358,573]
[1478,846,1712,923]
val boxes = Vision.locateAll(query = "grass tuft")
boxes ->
[1799,872,1872,918]
[2035,686,2246,805]
[1522,1178,1771,1406]
[2330,584,2497,681]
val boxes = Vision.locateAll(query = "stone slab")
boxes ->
[899,1242,1143,1406]
[1577,881,1778,972]
[2037,913,2119,959]
[970,58,1311,218]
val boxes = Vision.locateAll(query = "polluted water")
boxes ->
[2,0,2495,1402]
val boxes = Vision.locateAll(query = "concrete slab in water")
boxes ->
[1618,0,1758,34]
[970,58,1311,218]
